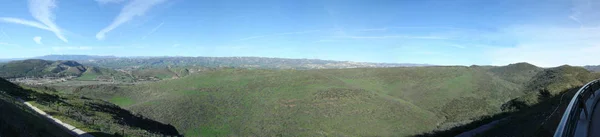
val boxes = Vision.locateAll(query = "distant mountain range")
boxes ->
[0,55,432,69]
[584,65,600,72]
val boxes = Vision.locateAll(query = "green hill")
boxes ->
[502,65,600,109]
[49,63,600,136]
[0,59,87,78]
[480,65,600,136]
[77,67,134,82]
[0,78,180,136]
[489,62,544,84]
[72,65,558,136]
[0,78,72,137]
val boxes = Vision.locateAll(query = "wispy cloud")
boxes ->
[96,0,167,40]
[0,27,10,40]
[52,46,93,51]
[235,30,321,41]
[95,0,125,4]
[356,28,388,32]
[339,35,448,40]
[33,36,43,44]
[446,44,466,49]
[313,39,340,43]
[142,22,164,39]
[0,18,51,31]
[0,0,68,42]
[0,42,20,47]
[569,0,598,27]
[51,46,125,51]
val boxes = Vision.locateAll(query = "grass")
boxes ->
[0,93,73,137]
[110,96,134,106]
[0,78,180,136]
[77,73,99,80]
[62,63,600,136]
[71,65,546,136]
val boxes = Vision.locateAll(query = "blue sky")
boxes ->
[0,0,598,67]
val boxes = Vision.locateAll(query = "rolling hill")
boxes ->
[0,77,179,136]
[67,63,599,136]
[0,78,73,137]
[480,65,600,136]
[0,59,87,78]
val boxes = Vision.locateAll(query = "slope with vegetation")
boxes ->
[481,65,600,136]
[71,63,580,136]
[77,67,134,82]
[0,78,72,137]
[0,59,86,78]
[0,77,179,136]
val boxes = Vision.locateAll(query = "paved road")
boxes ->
[455,118,508,137]
[18,98,94,137]
[589,100,600,137]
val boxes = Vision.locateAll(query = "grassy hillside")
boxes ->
[415,65,600,136]
[489,62,544,84]
[131,67,179,80]
[72,65,549,136]
[480,65,600,136]
[0,59,86,78]
[0,78,73,137]
[77,67,134,82]
[502,65,600,109]
[0,78,179,136]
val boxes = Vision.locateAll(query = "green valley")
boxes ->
[3,58,600,136]
[66,62,599,136]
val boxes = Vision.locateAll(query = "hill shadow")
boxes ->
[413,86,580,137]
[88,102,180,136]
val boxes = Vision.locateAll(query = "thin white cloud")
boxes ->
[340,35,448,40]
[569,0,599,27]
[0,42,20,47]
[235,30,321,41]
[96,0,167,40]
[0,28,10,40]
[0,0,68,42]
[33,36,43,44]
[569,15,582,25]
[447,44,466,49]
[95,0,126,4]
[313,39,340,43]
[0,18,52,31]
[52,46,93,51]
[51,46,125,51]
[141,22,164,39]
[356,28,388,32]
[28,0,68,42]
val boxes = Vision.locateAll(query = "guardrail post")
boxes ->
[579,95,589,119]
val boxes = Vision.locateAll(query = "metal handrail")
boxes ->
[555,79,600,137]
